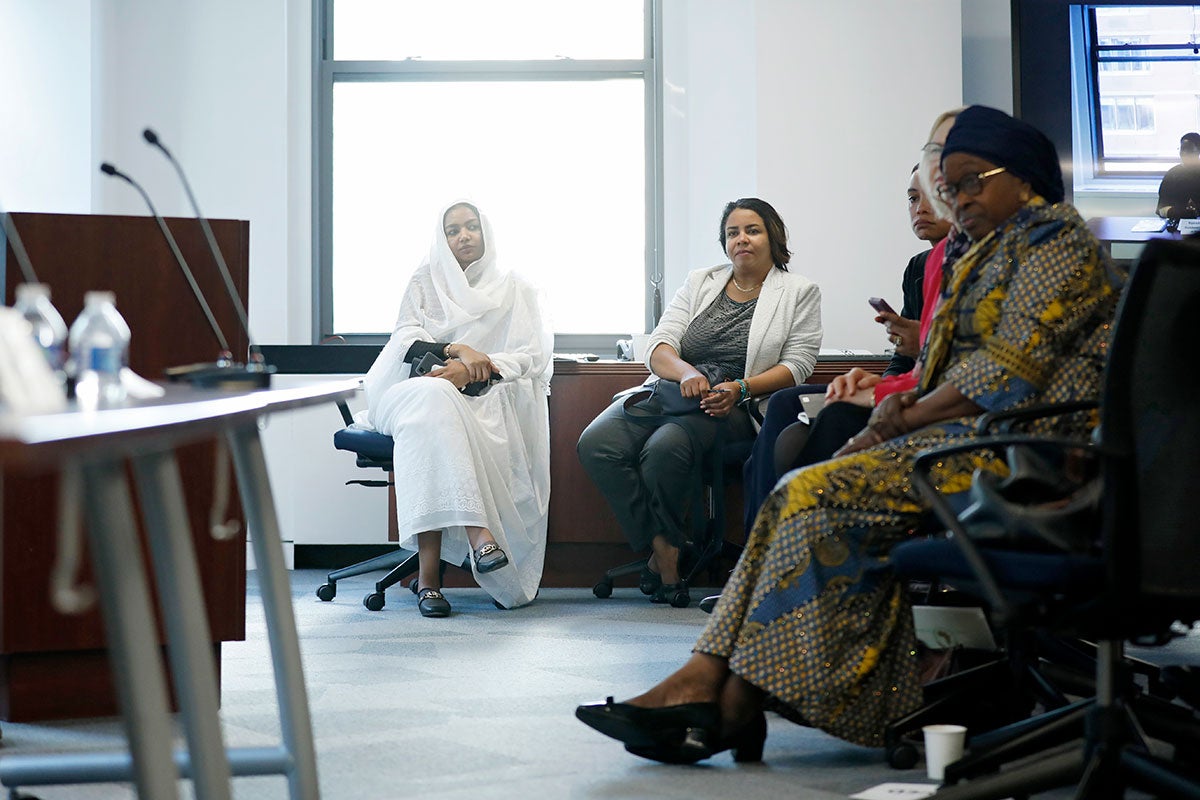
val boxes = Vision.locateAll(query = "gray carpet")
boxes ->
[0,569,1195,799]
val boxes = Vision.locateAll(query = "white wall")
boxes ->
[0,0,93,214]
[758,0,961,351]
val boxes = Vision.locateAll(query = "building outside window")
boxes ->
[1081,5,1200,175]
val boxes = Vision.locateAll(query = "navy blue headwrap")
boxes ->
[941,105,1064,204]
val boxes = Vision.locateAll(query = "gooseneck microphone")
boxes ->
[142,128,262,365]
[2,207,42,284]
[99,162,232,355]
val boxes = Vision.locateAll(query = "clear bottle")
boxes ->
[13,283,68,385]
[68,291,131,407]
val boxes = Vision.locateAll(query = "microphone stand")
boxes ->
[99,162,271,388]
[142,129,273,387]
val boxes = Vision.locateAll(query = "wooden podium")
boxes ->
[1,212,250,721]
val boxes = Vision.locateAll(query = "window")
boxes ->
[315,0,660,348]
[1078,5,1200,176]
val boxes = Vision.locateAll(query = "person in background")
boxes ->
[364,201,553,617]
[576,106,1124,763]
[577,198,821,604]
[739,159,952,536]
[1156,132,1200,223]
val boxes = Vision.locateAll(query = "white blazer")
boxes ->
[644,263,823,415]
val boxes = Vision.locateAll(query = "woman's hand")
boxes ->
[826,367,881,407]
[429,359,471,391]
[448,343,496,383]
[833,390,917,457]
[699,381,738,417]
[877,311,921,358]
[678,368,712,398]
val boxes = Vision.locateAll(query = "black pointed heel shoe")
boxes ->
[626,709,768,765]
[638,565,662,595]
[473,542,509,573]
[575,697,719,757]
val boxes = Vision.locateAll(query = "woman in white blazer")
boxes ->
[577,198,822,604]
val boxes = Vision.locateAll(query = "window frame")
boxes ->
[311,0,664,351]
[1082,5,1200,177]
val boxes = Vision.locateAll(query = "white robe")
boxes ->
[363,202,552,609]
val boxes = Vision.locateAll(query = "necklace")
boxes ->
[731,276,762,292]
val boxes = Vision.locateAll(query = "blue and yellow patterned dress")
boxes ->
[695,198,1126,747]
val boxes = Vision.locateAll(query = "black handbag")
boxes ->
[622,363,726,418]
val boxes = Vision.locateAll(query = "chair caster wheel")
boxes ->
[698,594,719,614]
[315,582,336,602]
[886,741,919,770]
[363,592,386,611]
[592,581,613,598]
[409,578,419,595]
[669,587,691,608]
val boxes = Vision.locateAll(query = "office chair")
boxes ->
[591,429,752,608]
[890,237,1200,799]
[314,400,419,611]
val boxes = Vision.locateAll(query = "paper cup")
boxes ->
[923,723,967,781]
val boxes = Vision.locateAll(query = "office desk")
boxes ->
[1086,215,1182,244]
[0,379,358,800]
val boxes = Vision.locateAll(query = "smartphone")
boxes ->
[412,351,445,377]
[868,297,896,316]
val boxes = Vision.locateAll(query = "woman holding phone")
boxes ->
[577,198,822,604]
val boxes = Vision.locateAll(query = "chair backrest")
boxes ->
[1099,237,1200,624]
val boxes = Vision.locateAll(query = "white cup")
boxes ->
[631,333,651,362]
[923,723,967,781]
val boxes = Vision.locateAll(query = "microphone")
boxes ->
[141,129,268,372]
[1,206,41,284]
[99,162,269,387]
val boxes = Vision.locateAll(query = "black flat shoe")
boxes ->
[638,565,662,595]
[650,582,691,608]
[626,709,768,765]
[416,587,451,618]
[473,542,509,573]
[575,697,719,757]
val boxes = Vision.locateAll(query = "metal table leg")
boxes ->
[81,458,180,799]
[226,422,320,800]
[132,450,234,800]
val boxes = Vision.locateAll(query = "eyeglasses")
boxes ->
[936,167,1008,204]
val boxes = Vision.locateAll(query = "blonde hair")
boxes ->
[919,107,967,223]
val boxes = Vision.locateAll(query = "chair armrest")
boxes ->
[908,433,1094,625]
[973,400,1098,434]
[336,398,355,427]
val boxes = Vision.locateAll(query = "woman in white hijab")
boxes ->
[364,201,553,616]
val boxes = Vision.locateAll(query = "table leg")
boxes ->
[132,450,234,800]
[81,458,180,799]
[226,423,320,800]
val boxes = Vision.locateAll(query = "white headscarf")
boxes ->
[365,201,553,422]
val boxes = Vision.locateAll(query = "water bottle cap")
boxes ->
[83,290,116,306]
[15,283,50,301]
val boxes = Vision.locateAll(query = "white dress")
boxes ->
[363,203,553,609]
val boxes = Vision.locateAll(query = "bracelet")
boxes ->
[443,342,455,359]
[735,378,750,404]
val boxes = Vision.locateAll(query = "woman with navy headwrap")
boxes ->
[575,106,1126,762]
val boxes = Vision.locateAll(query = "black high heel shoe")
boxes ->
[575,697,720,758]
[625,709,768,765]
[638,565,662,595]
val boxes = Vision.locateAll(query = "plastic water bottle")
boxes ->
[13,283,68,385]
[68,291,131,406]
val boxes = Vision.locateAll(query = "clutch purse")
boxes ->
[410,351,497,396]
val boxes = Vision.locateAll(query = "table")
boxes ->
[0,379,358,799]
[1085,216,1183,244]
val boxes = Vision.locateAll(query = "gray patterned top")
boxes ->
[678,291,757,382]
